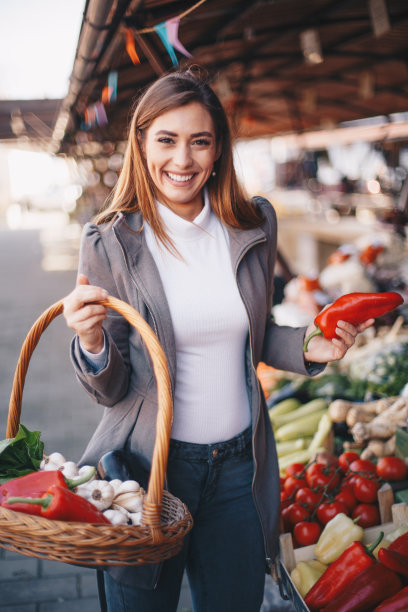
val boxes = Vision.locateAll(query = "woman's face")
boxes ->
[143,102,218,221]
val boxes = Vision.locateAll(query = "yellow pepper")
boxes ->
[291,560,327,598]
[314,512,364,564]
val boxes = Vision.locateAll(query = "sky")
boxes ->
[0,0,85,100]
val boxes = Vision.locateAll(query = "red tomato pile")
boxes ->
[280,452,407,547]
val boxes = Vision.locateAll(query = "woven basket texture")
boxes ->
[0,296,193,566]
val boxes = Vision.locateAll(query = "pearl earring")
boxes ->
[211,170,216,177]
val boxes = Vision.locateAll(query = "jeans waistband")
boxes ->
[169,425,252,463]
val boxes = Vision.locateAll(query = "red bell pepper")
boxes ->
[388,531,408,555]
[321,563,403,612]
[0,468,96,516]
[303,291,403,351]
[5,484,110,523]
[378,547,408,579]
[304,532,383,611]
[372,586,408,611]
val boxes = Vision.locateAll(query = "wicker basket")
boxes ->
[0,296,193,566]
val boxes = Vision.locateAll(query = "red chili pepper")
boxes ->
[378,547,408,579]
[303,291,403,351]
[4,484,110,523]
[372,586,408,612]
[0,468,96,516]
[320,563,403,612]
[388,531,408,556]
[304,532,383,611]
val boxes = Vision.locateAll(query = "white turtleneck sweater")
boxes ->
[82,195,251,444]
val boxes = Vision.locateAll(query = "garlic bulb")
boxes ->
[40,452,66,471]
[76,480,115,511]
[59,461,79,479]
[103,508,129,525]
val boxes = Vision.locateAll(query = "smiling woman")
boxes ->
[61,67,374,612]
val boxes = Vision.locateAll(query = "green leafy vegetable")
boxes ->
[0,424,44,484]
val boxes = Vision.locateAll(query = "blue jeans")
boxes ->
[104,426,266,612]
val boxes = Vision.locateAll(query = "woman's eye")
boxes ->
[158,137,174,144]
[193,139,211,146]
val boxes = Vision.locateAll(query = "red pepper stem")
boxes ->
[366,531,384,555]
[6,494,52,509]
[303,326,323,352]
[65,466,96,489]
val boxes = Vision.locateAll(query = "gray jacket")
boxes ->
[71,197,322,583]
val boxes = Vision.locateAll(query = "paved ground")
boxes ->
[0,217,294,611]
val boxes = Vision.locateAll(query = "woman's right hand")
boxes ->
[63,274,109,353]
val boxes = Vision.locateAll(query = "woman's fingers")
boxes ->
[62,282,109,352]
[64,284,108,313]
[336,318,374,347]
[305,317,374,363]
[77,273,90,286]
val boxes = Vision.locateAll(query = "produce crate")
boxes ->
[277,501,408,612]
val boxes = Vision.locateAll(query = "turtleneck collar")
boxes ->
[156,189,213,241]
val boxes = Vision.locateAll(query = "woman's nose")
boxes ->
[173,143,192,167]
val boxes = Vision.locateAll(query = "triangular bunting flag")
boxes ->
[125,28,140,64]
[166,18,192,58]
[154,22,178,65]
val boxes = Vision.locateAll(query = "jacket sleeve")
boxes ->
[257,197,325,377]
[70,222,131,407]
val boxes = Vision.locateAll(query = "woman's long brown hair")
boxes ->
[94,68,264,248]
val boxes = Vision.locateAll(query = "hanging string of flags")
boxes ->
[131,0,205,64]
[81,0,206,130]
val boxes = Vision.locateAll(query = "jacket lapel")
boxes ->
[112,212,177,385]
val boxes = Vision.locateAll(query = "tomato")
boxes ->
[280,476,286,488]
[295,487,322,511]
[317,501,348,525]
[341,473,359,490]
[306,463,341,492]
[376,456,408,482]
[280,491,292,508]
[289,502,311,525]
[352,503,380,528]
[281,504,292,532]
[284,475,308,497]
[285,463,306,478]
[338,451,361,473]
[293,521,322,546]
[352,476,380,503]
[348,459,377,476]
[335,487,357,512]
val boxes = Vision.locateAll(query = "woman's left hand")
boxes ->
[303,318,374,363]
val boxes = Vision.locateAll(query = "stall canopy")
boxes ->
[0,99,62,148]
[5,0,408,152]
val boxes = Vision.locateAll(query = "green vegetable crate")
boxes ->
[276,490,408,612]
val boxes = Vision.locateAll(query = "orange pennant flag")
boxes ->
[102,86,113,105]
[125,28,140,65]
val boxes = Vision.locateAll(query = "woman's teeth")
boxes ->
[167,172,193,182]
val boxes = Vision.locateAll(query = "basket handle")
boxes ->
[6,296,173,542]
